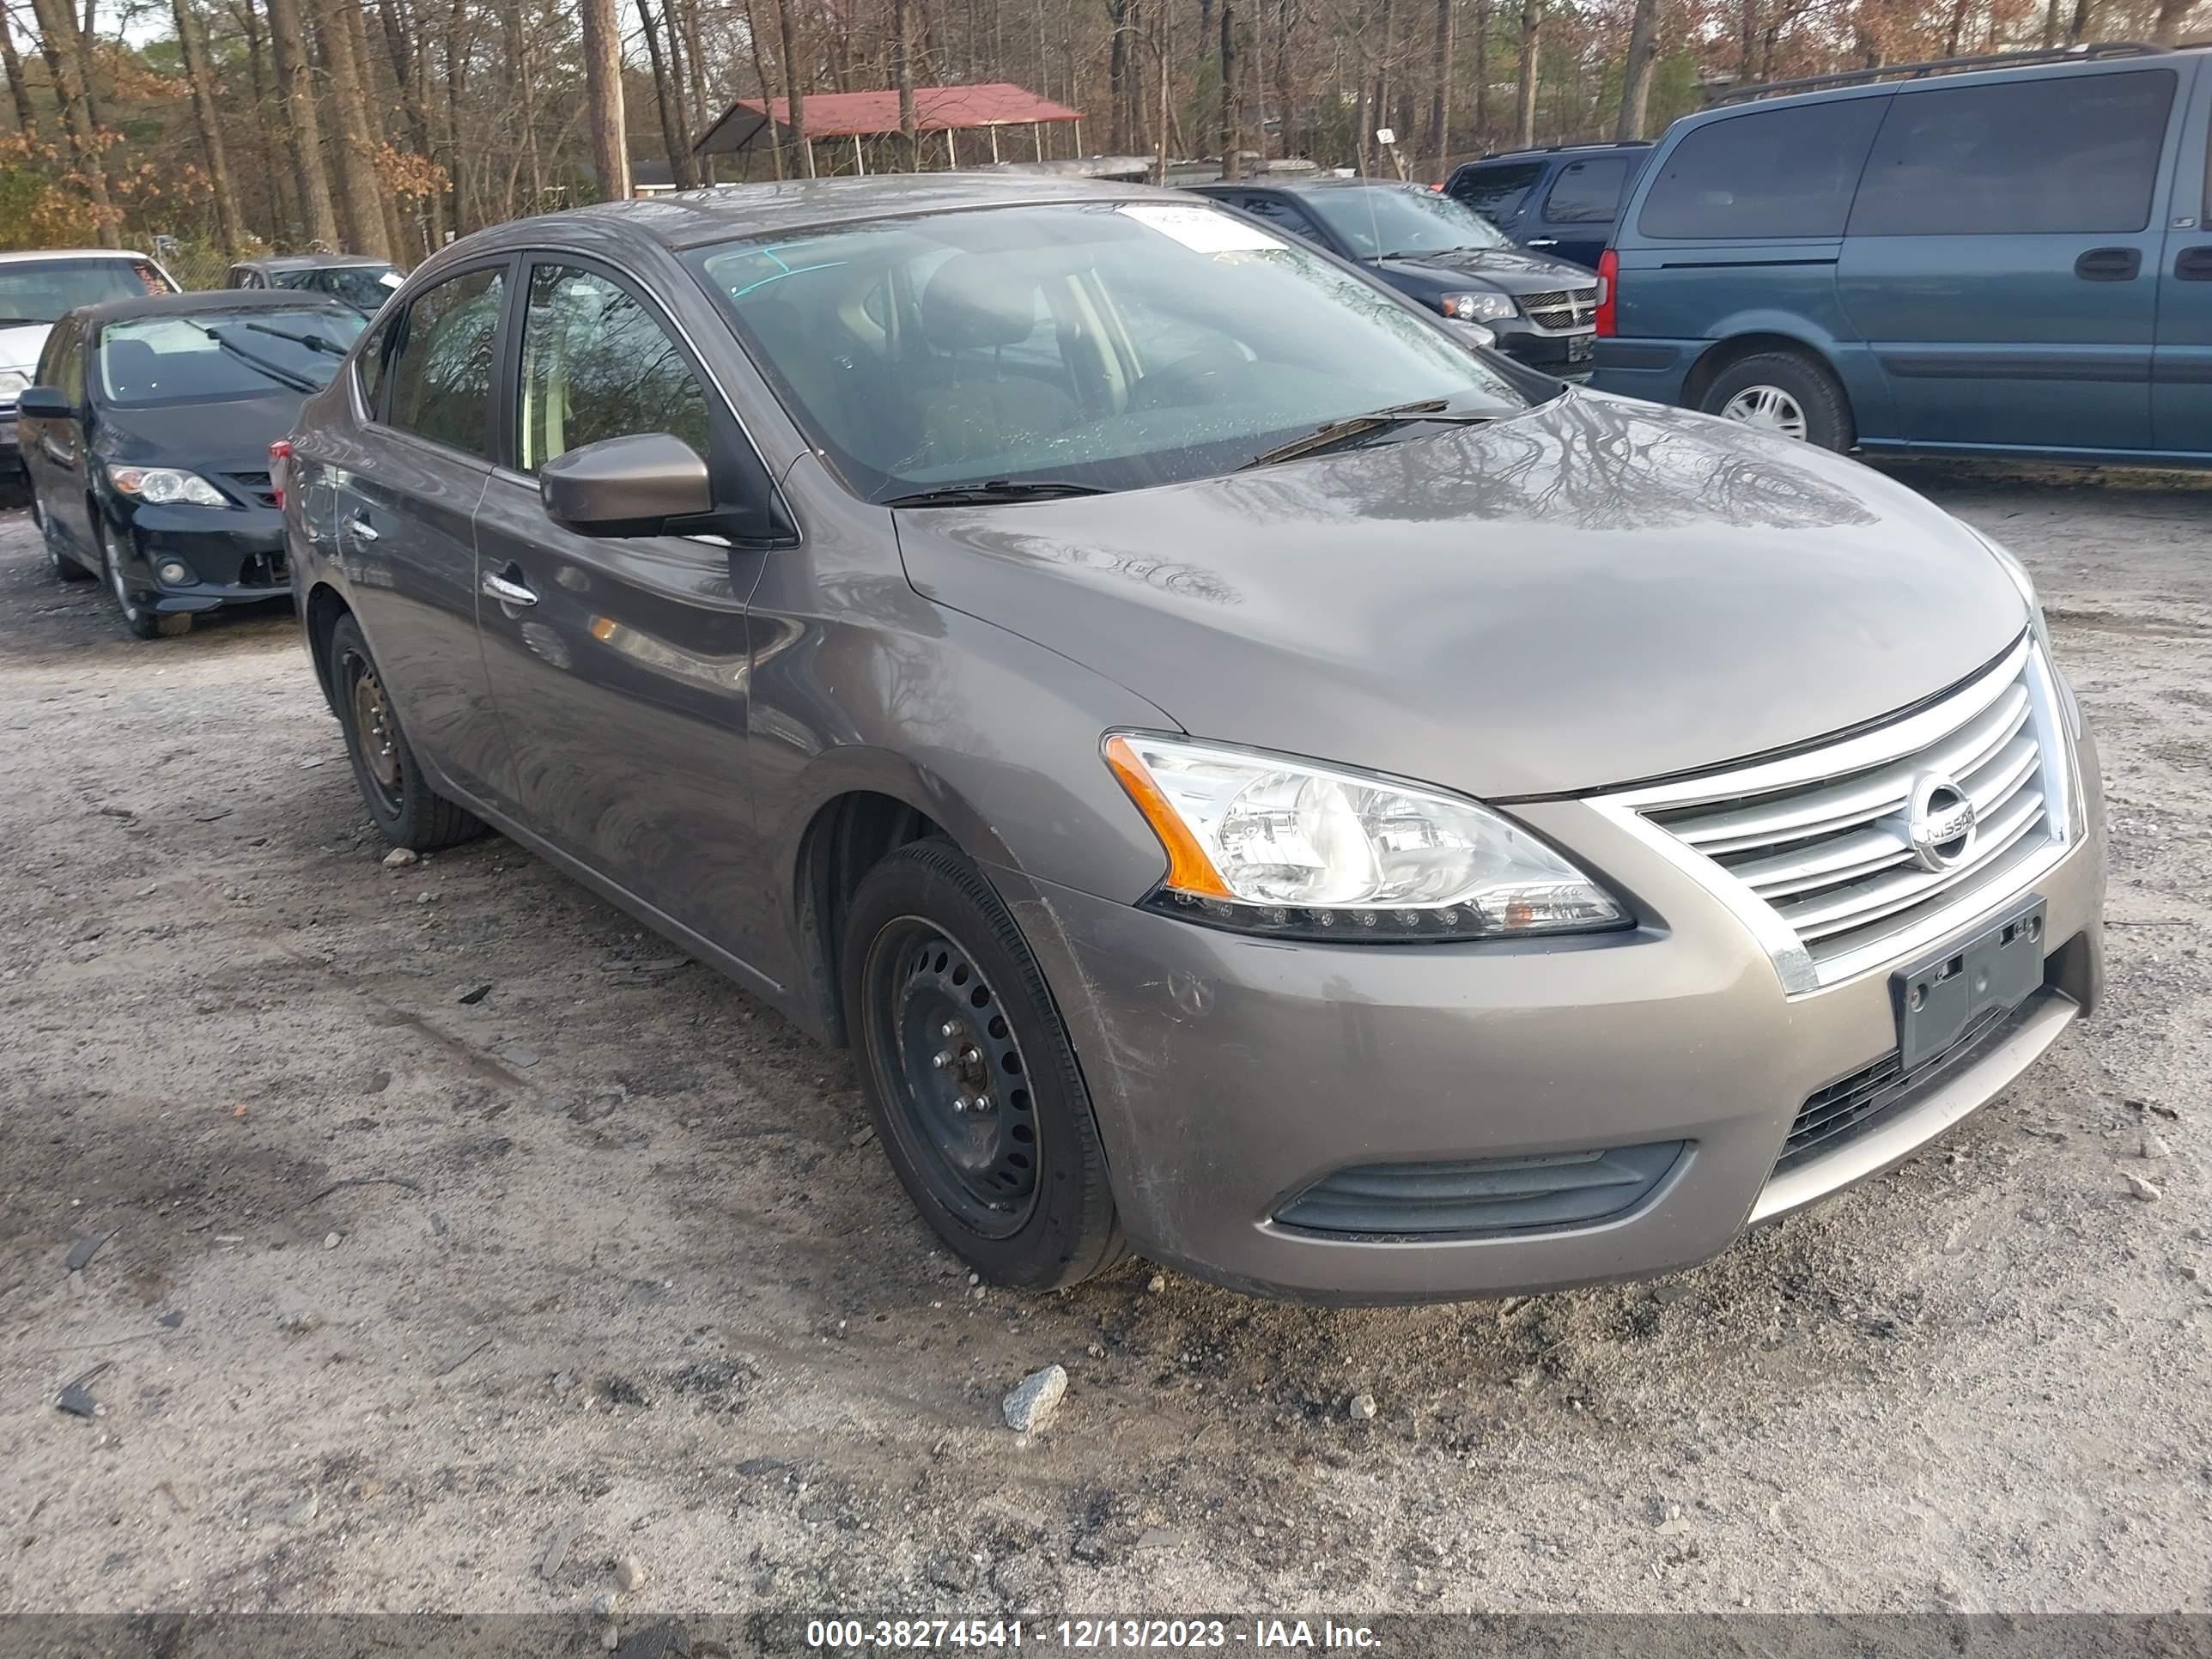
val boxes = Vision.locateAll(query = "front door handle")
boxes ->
[345,512,379,542]
[1526,237,1559,247]
[2074,246,2141,282]
[481,567,538,607]
[2177,246,2212,282]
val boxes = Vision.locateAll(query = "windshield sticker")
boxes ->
[1115,202,1281,254]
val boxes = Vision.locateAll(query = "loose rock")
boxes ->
[2125,1173,2162,1202]
[1002,1364,1068,1434]
[283,1490,319,1527]
[323,1231,343,1250]
[615,1554,647,1592]
[382,848,418,867]
[277,1310,323,1337]
[1347,1393,1378,1421]
[2142,1133,2173,1161]
[1146,1273,1166,1293]
[458,983,492,1006]
[55,1382,98,1418]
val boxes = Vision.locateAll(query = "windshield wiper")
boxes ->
[185,322,320,393]
[1237,398,1497,471]
[238,320,348,355]
[882,480,1109,507]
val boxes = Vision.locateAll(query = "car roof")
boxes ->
[1458,143,1651,167]
[234,253,394,271]
[1190,177,1430,195]
[445,173,1171,256]
[66,289,362,325]
[0,247,166,266]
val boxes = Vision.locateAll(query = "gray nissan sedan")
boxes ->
[278,175,2103,1303]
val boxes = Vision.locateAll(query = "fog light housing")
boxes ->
[156,559,194,586]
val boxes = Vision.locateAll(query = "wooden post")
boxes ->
[854,133,866,173]
[989,123,1000,162]
[947,127,958,166]
[1032,122,1043,159]
[1073,117,1083,155]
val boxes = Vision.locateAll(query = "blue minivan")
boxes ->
[1592,44,2212,464]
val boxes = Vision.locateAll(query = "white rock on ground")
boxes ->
[1002,1364,1068,1433]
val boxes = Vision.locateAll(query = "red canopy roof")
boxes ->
[694,82,1082,155]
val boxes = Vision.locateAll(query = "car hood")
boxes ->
[92,393,304,475]
[0,320,52,378]
[893,390,2029,800]
[1371,245,1595,294]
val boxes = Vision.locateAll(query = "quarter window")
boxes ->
[1238,194,1327,243]
[1850,70,2178,238]
[1540,156,1632,225]
[381,266,505,459]
[1638,98,1888,240]
[516,264,713,472]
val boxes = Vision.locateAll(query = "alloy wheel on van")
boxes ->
[1718,385,1809,442]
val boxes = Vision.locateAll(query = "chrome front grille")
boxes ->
[1521,288,1597,331]
[1597,636,2077,994]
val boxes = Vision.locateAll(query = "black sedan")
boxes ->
[1182,179,1600,379]
[19,289,363,638]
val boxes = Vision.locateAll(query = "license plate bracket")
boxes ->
[1893,896,2046,1074]
[1565,332,1595,363]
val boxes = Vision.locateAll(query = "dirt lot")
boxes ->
[2,466,2209,1621]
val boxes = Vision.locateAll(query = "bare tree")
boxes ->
[579,0,629,198]
[1511,0,1538,148]
[266,0,342,245]
[1421,0,1449,184]
[27,0,118,243]
[171,0,246,249]
[313,0,392,255]
[2149,0,2191,43]
[774,0,813,177]
[1614,0,1656,140]
[1218,0,1238,176]
[892,0,917,168]
[1,6,38,137]
[639,0,701,187]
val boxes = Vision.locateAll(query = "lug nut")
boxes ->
[932,1050,952,1070]
[939,1021,958,1038]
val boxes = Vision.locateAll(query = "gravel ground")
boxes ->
[1,466,2209,1620]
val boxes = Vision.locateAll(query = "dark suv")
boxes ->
[1443,143,1653,271]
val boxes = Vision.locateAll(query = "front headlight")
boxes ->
[0,367,29,402]
[107,465,229,507]
[1437,291,1516,324]
[1103,733,1626,941]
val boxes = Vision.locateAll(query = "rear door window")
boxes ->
[380,266,506,460]
[1449,161,1546,219]
[1638,98,1888,239]
[1849,69,2179,237]
[1540,156,1632,225]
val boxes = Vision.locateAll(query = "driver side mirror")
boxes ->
[15,386,74,421]
[539,433,716,538]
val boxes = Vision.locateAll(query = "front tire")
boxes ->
[1700,350,1855,452]
[326,612,485,851]
[842,839,1126,1291]
[100,517,188,637]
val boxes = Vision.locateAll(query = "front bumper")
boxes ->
[999,734,2105,1304]
[119,501,291,612]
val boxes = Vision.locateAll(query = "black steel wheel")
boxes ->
[326,612,486,852]
[843,839,1126,1289]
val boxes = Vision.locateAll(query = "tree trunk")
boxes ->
[341,0,408,258]
[2064,0,2092,45]
[774,0,813,178]
[375,0,442,246]
[2042,0,2061,45]
[1512,0,1538,149]
[173,0,246,250]
[1738,0,1757,82]
[1,9,37,137]
[74,0,100,137]
[638,0,699,188]
[1614,0,1656,142]
[1218,0,1239,177]
[580,0,630,198]
[1370,0,1395,172]
[1472,0,1487,142]
[1423,0,1449,184]
[892,0,918,168]
[312,0,390,255]
[27,0,118,244]
[265,0,341,246]
[2150,0,2191,44]
[1108,0,1131,151]
[1943,0,1969,58]
[739,0,785,178]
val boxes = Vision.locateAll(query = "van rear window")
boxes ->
[1849,69,2177,238]
[1638,98,1887,240]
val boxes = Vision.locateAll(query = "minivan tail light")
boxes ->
[269,439,291,508]
[1595,249,1618,338]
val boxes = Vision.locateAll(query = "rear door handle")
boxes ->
[2074,246,2141,282]
[481,567,538,607]
[2177,246,2212,282]
[345,512,378,542]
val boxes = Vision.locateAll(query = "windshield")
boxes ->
[0,258,173,326]
[1298,187,1516,259]
[97,307,365,405]
[276,264,401,311]
[693,199,1528,501]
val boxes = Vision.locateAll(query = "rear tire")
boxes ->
[1700,350,1855,452]
[36,495,92,581]
[842,838,1127,1291]
[326,612,486,851]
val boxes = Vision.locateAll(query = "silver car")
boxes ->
[278,177,2103,1303]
